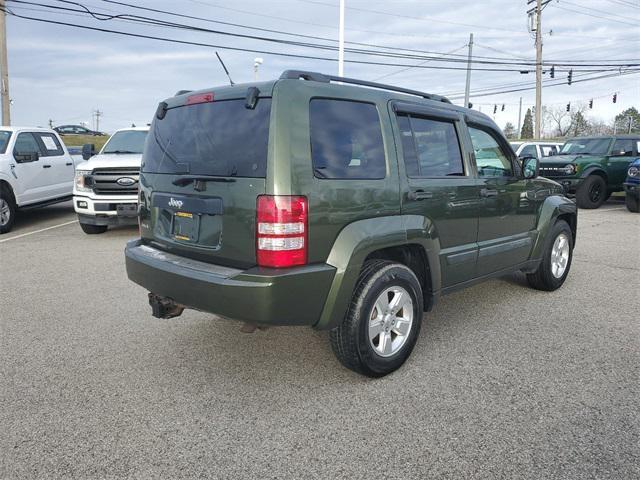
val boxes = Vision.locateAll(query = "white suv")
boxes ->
[73,127,149,234]
[0,127,76,234]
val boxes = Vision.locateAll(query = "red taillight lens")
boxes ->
[256,195,308,268]
[186,92,214,105]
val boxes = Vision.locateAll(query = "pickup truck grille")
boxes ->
[91,167,140,195]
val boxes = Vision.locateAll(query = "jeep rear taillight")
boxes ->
[256,195,308,268]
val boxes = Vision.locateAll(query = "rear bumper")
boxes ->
[124,240,336,326]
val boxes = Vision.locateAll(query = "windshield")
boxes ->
[560,138,611,156]
[102,130,148,154]
[0,131,10,154]
[142,98,272,177]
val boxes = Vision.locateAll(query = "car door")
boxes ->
[393,103,481,287]
[607,138,638,188]
[466,124,538,277]
[33,132,74,197]
[11,132,49,205]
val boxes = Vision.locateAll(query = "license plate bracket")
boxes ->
[116,204,138,217]
[171,211,199,242]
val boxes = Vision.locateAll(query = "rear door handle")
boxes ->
[408,190,433,201]
[66,162,73,166]
[480,188,498,198]
[42,164,52,168]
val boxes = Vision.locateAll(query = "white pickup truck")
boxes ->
[0,126,76,234]
[73,127,148,234]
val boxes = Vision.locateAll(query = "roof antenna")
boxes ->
[215,51,235,86]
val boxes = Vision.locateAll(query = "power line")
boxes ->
[8,1,637,71]
[372,45,469,82]
[447,70,639,100]
[559,0,640,23]
[550,3,638,27]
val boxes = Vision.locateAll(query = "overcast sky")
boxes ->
[6,0,640,133]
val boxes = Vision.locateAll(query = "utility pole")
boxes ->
[517,97,523,139]
[0,0,10,126]
[534,0,542,139]
[338,0,345,76]
[463,33,473,109]
[93,109,102,132]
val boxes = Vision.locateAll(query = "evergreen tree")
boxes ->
[503,122,516,139]
[521,108,534,139]
[614,107,640,133]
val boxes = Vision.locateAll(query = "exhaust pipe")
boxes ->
[148,293,185,319]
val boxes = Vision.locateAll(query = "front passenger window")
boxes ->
[469,127,513,177]
[612,139,634,156]
[13,133,42,158]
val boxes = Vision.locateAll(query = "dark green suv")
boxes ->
[125,71,577,377]
[540,135,640,209]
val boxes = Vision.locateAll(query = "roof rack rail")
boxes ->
[279,70,452,104]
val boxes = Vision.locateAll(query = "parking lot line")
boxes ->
[0,219,78,243]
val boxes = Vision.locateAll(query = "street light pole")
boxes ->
[338,0,345,76]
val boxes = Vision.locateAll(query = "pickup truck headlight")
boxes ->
[563,163,577,175]
[628,166,639,177]
[74,170,93,192]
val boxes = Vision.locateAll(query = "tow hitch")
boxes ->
[148,293,185,319]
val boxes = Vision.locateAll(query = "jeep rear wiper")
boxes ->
[172,175,237,186]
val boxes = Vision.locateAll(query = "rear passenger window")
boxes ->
[397,114,464,177]
[310,99,385,179]
[469,127,513,177]
[35,133,64,156]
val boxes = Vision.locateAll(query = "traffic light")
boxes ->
[613,93,617,103]
[467,102,473,108]
[567,69,573,86]
[550,66,555,78]
[589,99,593,109]
[566,103,571,112]
[501,104,505,111]
[493,104,497,114]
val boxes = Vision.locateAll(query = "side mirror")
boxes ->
[82,143,96,160]
[521,156,539,179]
[14,151,39,163]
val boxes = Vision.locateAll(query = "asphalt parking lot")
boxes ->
[1,199,639,479]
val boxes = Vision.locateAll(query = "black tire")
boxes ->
[527,220,573,291]
[576,175,607,209]
[625,193,640,213]
[0,184,16,234]
[330,260,423,377]
[79,222,108,234]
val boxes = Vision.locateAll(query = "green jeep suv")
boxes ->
[125,71,577,377]
[540,135,640,209]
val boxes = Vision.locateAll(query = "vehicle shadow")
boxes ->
[9,200,75,234]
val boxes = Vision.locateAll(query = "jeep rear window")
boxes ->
[142,98,271,177]
[310,99,385,179]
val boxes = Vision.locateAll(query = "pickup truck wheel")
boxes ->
[576,175,607,209]
[625,193,640,212]
[79,222,108,234]
[0,187,16,234]
[329,260,423,377]
[527,220,573,291]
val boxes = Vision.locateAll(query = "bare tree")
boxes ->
[545,104,589,138]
